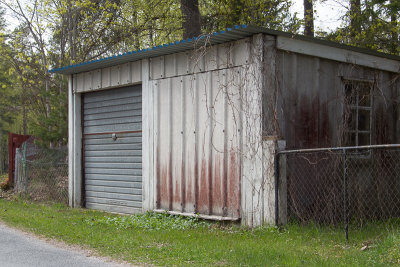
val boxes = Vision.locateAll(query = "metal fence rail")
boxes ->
[277,144,400,240]
[14,138,68,204]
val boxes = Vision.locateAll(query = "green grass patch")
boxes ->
[0,198,399,266]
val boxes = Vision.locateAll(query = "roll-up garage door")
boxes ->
[83,85,142,214]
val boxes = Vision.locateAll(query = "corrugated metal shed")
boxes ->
[63,23,400,227]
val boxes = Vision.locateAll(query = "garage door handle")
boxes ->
[83,130,142,136]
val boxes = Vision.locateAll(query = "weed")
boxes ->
[0,174,10,191]
[86,211,211,230]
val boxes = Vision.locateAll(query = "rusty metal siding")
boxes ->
[277,50,400,149]
[8,133,31,185]
[83,85,142,214]
[149,37,252,219]
[153,67,243,219]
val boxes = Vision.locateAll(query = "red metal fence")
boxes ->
[8,132,30,185]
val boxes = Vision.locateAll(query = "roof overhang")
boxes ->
[50,25,400,75]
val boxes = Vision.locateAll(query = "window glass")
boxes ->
[359,83,371,107]
[358,110,370,131]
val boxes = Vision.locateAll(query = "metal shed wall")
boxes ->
[152,68,242,218]
[146,35,270,222]
[149,38,252,219]
[276,51,400,149]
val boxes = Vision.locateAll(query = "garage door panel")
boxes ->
[84,85,142,214]
[84,123,142,135]
[84,156,142,164]
[84,116,142,127]
[84,137,141,145]
[85,162,142,169]
[85,174,142,182]
[86,197,142,209]
[85,168,142,176]
[83,103,142,116]
[84,109,142,123]
[85,180,142,188]
[84,110,141,122]
[86,185,142,195]
[83,89,141,104]
[85,143,141,151]
[85,150,142,157]
[84,132,141,140]
[86,191,142,201]
[84,96,139,109]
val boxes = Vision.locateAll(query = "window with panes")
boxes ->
[343,80,373,147]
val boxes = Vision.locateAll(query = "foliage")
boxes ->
[322,0,399,55]
[0,173,9,191]
[200,0,300,33]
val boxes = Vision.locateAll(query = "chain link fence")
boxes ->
[278,145,400,240]
[14,138,68,204]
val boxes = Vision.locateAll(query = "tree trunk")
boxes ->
[181,0,201,39]
[350,0,361,37]
[23,98,26,135]
[304,0,314,37]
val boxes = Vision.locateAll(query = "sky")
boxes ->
[291,0,348,32]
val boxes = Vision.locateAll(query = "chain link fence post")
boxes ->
[343,149,348,241]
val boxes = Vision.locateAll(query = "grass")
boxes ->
[0,198,399,266]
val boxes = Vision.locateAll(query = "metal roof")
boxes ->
[50,24,400,75]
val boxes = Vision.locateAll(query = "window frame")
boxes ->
[342,78,374,148]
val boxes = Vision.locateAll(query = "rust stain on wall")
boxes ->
[212,155,223,215]
[227,150,240,218]
[180,158,186,211]
[185,162,193,211]
[173,170,181,206]
[159,164,169,210]
[198,158,209,214]
[156,147,161,209]
[168,152,173,210]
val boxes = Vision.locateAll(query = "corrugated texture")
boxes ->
[50,24,400,75]
[73,38,249,94]
[153,68,242,218]
[83,86,142,213]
